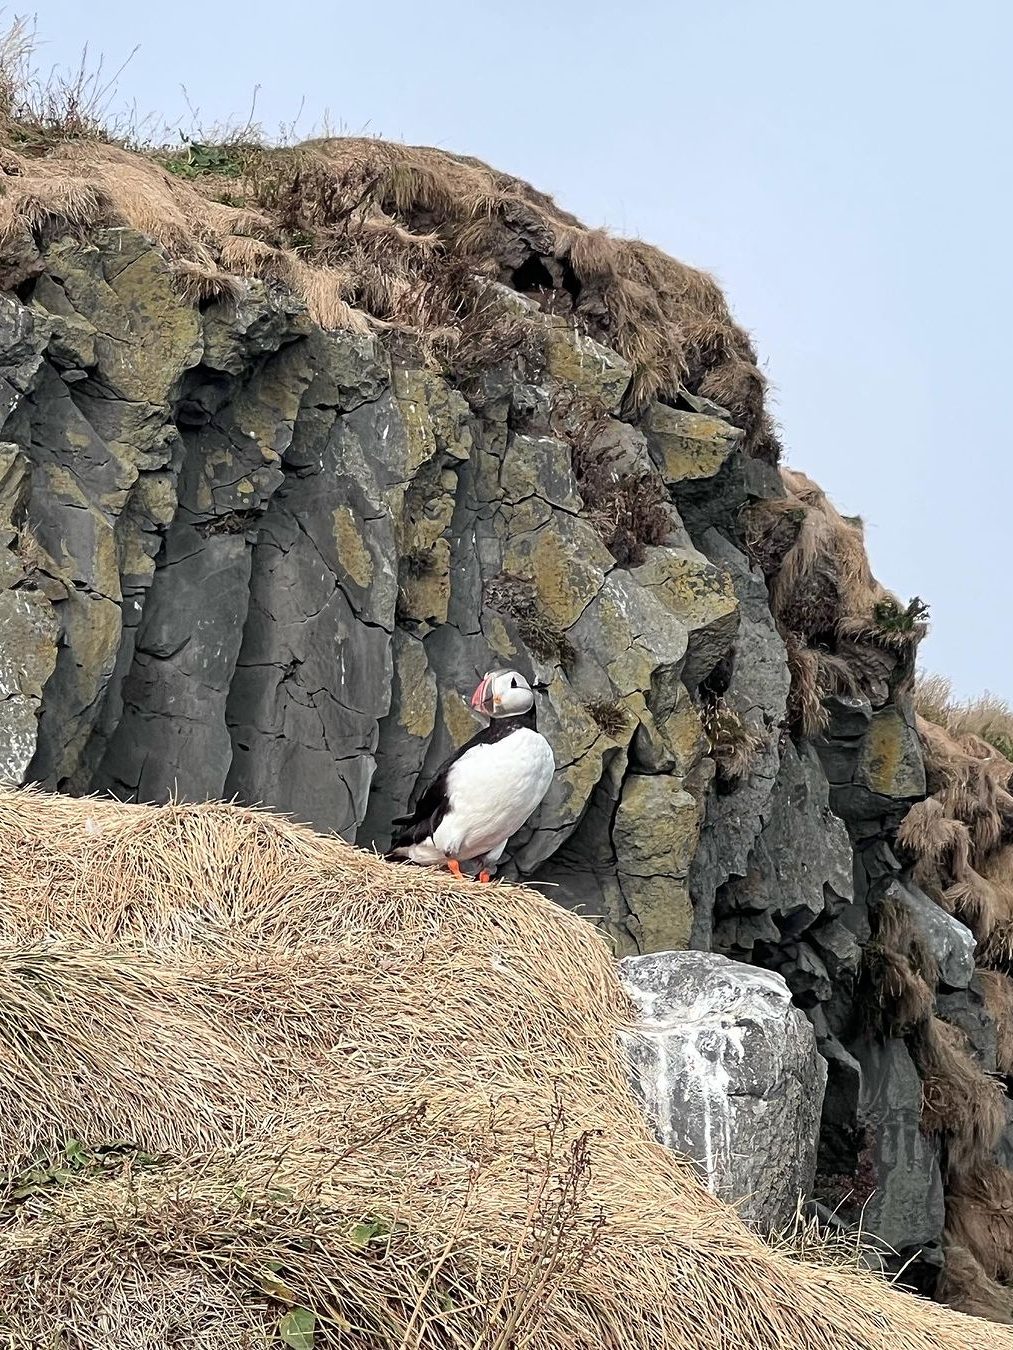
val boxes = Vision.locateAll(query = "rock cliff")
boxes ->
[1,133,1011,1319]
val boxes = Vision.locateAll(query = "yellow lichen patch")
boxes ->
[641,405,741,485]
[625,877,695,953]
[440,683,480,751]
[658,688,709,778]
[394,638,437,741]
[540,318,632,414]
[858,707,926,799]
[503,518,611,630]
[483,611,518,661]
[332,506,374,589]
[400,538,451,627]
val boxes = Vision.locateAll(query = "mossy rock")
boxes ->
[856,705,926,800]
[641,404,741,486]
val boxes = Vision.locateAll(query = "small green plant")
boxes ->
[278,1307,315,1347]
[873,595,929,634]
[4,1138,161,1205]
[163,136,245,180]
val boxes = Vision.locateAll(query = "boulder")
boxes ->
[619,950,826,1231]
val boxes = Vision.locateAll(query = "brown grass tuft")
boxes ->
[585,697,629,739]
[750,470,923,737]
[168,258,245,309]
[916,675,1013,765]
[483,572,576,671]
[571,446,670,568]
[898,714,1013,957]
[915,672,957,727]
[978,970,1013,1075]
[916,1017,1006,1176]
[898,797,972,871]
[552,391,671,567]
[764,470,924,655]
[700,697,766,785]
[862,894,938,1035]
[938,1241,1013,1324]
[947,1164,1013,1286]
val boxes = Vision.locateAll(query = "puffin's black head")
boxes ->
[470,669,535,719]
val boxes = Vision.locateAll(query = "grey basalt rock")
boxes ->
[619,949,826,1231]
[887,879,975,991]
[853,1036,945,1256]
[0,447,58,784]
[717,740,853,943]
[689,530,790,949]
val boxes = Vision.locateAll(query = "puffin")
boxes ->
[386,668,555,881]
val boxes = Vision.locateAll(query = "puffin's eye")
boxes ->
[510,677,518,688]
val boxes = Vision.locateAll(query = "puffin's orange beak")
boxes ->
[470,676,491,712]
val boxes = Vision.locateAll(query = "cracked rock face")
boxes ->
[3,230,746,946]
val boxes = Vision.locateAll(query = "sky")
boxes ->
[31,0,1013,698]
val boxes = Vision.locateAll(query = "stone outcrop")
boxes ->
[620,950,826,1231]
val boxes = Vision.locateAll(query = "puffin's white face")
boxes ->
[470,669,534,719]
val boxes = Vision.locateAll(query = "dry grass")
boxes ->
[168,257,246,308]
[0,786,1006,1348]
[939,1242,1013,1325]
[978,970,1013,1075]
[917,675,1013,763]
[760,470,915,649]
[916,1017,1006,1177]
[896,713,1013,955]
[550,390,672,567]
[746,470,924,736]
[700,696,766,786]
[916,672,958,728]
[0,25,779,450]
[585,697,629,739]
[862,893,938,1036]
[483,572,576,671]
[948,1165,1013,1287]
[570,444,670,567]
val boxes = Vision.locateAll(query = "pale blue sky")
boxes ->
[34,0,1013,697]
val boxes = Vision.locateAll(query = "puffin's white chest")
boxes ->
[426,728,554,862]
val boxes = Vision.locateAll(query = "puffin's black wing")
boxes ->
[385,730,488,854]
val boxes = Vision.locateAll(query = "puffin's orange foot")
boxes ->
[446,859,463,879]
[478,870,491,884]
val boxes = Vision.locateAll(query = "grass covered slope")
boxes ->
[0,788,1011,1347]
